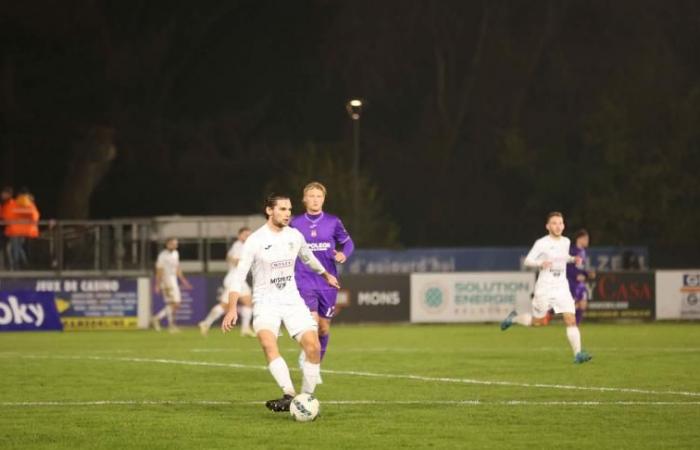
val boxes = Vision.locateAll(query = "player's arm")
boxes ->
[333,219,354,264]
[154,266,163,293]
[154,254,164,293]
[566,240,582,266]
[524,241,550,269]
[226,246,239,267]
[222,240,255,332]
[221,289,241,333]
[298,237,339,289]
[177,266,192,290]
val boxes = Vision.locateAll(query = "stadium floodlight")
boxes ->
[346,99,362,120]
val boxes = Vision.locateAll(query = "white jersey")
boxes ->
[156,249,180,287]
[231,224,325,305]
[524,235,572,288]
[226,240,244,273]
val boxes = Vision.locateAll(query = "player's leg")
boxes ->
[298,329,322,394]
[152,285,177,331]
[576,299,588,325]
[238,290,254,337]
[167,286,182,332]
[151,296,167,331]
[200,285,227,334]
[556,291,592,363]
[316,290,337,361]
[259,330,295,392]
[256,305,296,411]
[285,303,321,394]
[502,290,549,330]
[501,300,543,331]
[298,290,320,367]
[199,301,226,336]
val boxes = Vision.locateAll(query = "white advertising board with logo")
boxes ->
[411,272,535,323]
[655,270,700,320]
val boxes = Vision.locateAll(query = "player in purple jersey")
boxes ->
[567,229,594,325]
[290,182,354,368]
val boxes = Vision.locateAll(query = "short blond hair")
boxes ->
[546,211,564,222]
[303,181,327,196]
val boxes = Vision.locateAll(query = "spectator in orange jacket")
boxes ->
[4,187,40,270]
[0,186,14,269]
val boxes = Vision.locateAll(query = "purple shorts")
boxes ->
[300,289,338,319]
[573,283,589,302]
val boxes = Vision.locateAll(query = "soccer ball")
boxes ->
[289,393,320,422]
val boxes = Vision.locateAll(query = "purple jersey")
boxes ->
[567,245,588,299]
[291,212,354,291]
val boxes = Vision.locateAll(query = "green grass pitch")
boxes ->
[1,323,699,449]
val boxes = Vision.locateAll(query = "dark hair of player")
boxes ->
[573,228,589,241]
[264,194,290,216]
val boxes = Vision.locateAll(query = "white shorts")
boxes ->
[220,273,251,304]
[161,283,182,304]
[531,284,575,318]
[220,282,251,304]
[253,301,317,340]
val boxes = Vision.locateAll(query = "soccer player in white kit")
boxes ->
[221,194,339,412]
[199,227,255,336]
[151,238,192,333]
[500,212,592,364]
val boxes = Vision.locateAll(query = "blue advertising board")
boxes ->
[0,278,139,330]
[0,291,63,331]
[342,246,648,274]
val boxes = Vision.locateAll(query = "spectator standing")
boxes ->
[0,186,14,269]
[4,187,40,270]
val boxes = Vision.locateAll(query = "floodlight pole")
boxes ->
[346,99,362,235]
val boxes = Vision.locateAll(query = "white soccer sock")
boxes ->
[298,349,306,369]
[566,326,582,355]
[239,305,253,331]
[154,307,168,320]
[166,305,175,327]
[203,304,225,327]
[515,313,532,326]
[268,357,295,396]
[301,361,321,394]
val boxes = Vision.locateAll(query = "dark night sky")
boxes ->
[1,0,699,257]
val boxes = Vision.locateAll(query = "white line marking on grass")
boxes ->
[18,355,700,398]
[1,400,699,407]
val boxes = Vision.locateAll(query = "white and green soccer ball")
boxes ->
[289,393,320,422]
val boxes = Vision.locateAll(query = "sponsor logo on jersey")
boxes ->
[308,242,332,252]
[271,259,294,269]
[270,275,293,290]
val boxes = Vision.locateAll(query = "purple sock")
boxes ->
[575,309,584,325]
[319,334,330,360]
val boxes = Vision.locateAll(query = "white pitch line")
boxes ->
[19,354,700,399]
[189,347,700,354]
[1,400,699,407]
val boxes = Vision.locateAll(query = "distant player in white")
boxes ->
[501,212,592,364]
[199,227,254,336]
[221,194,339,412]
[152,238,192,333]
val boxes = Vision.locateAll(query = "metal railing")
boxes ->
[0,216,266,276]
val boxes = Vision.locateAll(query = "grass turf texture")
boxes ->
[1,323,699,449]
